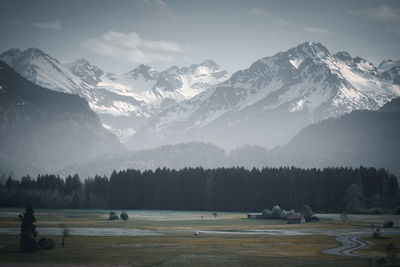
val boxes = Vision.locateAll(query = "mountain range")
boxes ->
[0,49,228,142]
[2,42,399,150]
[1,41,400,177]
[127,42,400,149]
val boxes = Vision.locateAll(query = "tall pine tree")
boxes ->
[20,205,39,252]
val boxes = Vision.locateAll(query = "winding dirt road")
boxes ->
[323,234,372,257]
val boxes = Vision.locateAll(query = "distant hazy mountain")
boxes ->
[60,142,227,178]
[128,42,400,150]
[232,97,400,177]
[269,97,400,176]
[62,98,400,178]
[0,60,122,176]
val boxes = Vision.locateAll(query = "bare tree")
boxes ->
[340,212,348,224]
[59,224,70,248]
[385,243,399,264]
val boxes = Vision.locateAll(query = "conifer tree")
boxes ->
[20,205,39,252]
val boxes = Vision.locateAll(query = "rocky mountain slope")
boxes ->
[0,60,121,176]
[127,42,400,150]
[0,49,228,142]
[1,42,399,151]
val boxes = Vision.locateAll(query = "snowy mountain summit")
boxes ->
[66,58,105,86]
[0,48,229,142]
[1,42,399,149]
[127,42,400,150]
[0,48,91,95]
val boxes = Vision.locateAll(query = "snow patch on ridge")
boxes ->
[289,57,304,69]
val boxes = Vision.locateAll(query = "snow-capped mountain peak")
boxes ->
[198,59,221,71]
[126,64,160,80]
[379,59,400,72]
[0,47,91,94]
[333,51,352,63]
[288,42,330,59]
[127,41,400,150]
[148,60,229,103]
[66,58,105,86]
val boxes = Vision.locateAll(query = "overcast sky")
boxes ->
[1,0,399,73]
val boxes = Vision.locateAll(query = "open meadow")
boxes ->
[0,208,400,266]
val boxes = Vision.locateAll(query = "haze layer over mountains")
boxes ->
[0,42,399,177]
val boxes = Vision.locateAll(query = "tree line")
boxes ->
[0,166,398,213]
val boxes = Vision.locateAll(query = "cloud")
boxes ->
[360,5,400,22]
[304,27,332,35]
[34,20,61,31]
[249,7,271,16]
[274,19,290,27]
[83,31,184,63]
[144,0,167,8]
[352,4,400,35]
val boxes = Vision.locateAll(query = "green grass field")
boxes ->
[0,208,399,266]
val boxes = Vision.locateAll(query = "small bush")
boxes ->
[120,211,129,221]
[373,228,381,239]
[311,215,320,222]
[38,237,55,250]
[109,211,119,220]
[262,209,271,219]
[384,221,394,228]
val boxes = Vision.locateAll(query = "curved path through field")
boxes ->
[323,234,371,258]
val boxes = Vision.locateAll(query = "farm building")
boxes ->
[287,215,305,224]
[247,213,263,219]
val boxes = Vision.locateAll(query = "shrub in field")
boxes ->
[262,209,271,218]
[120,211,129,221]
[373,228,381,238]
[109,211,119,220]
[39,237,55,250]
[311,215,320,222]
[383,221,394,228]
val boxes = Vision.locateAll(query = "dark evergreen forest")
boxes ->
[0,166,398,213]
